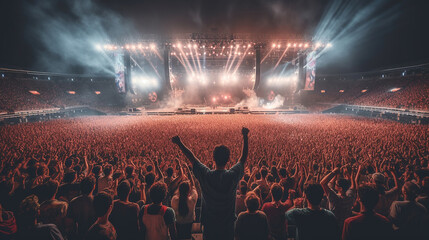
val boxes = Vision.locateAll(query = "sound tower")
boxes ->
[297,52,306,91]
[163,44,172,91]
[124,52,131,93]
[254,44,262,90]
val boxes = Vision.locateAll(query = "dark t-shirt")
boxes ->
[109,200,140,240]
[17,223,64,240]
[285,208,339,240]
[342,212,393,240]
[85,221,117,240]
[139,204,175,225]
[262,201,292,239]
[68,195,96,238]
[235,211,269,240]
[192,161,244,226]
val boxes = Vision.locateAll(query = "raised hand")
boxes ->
[242,127,249,136]
[171,136,182,145]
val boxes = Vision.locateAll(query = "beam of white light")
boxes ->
[274,46,289,70]
[232,45,252,75]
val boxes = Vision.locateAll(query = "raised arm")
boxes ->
[239,127,249,164]
[171,136,200,165]
[320,167,340,194]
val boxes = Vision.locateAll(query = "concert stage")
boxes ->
[139,106,309,116]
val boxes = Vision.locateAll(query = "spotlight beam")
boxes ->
[232,46,251,75]
[274,47,289,70]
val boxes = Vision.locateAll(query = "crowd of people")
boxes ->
[0,77,117,113]
[0,114,428,239]
[306,75,429,111]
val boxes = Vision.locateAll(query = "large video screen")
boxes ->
[305,51,316,90]
[114,53,126,93]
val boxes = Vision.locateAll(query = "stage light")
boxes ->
[287,43,291,47]
[224,96,228,100]
[223,46,225,48]
[293,43,297,47]
[326,43,333,48]
[177,43,182,48]
[202,45,205,48]
[212,97,216,102]
[172,44,176,48]
[131,45,136,50]
[304,43,309,48]
[193,44,197,49]
[188,44,192,48]
[299,43,303,47]
[95,44,102,51]
[277,44,281,48]
[315,42,322,48]
[248,44,251,48]
[150,44,156,49]
[272,43,276,48]
[138,44,143,49]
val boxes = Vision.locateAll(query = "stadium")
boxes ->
[1,1,429,240]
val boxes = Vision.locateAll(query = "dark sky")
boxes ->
[1,0,428,74]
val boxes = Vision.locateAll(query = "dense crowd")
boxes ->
[0,77,117,113]
[307,75,429,111]
[0,114,428,240]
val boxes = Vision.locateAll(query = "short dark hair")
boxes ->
[403,181,420,200]
[103,164,112,176]
[145,172,155,187]
[279,168,287,178]
[304,184,324,206]
[337,178,351,191]
[93,192,113,217]
[245,193,260,212]
[149,182,167,204]
[358,185,379,210]
[125,165,134,177]
[260,167,268,178]
[18,195,40,226]
[166,167,174,177]
[117,180,131,201]
[213,145,230,167]
[271,183,283,201]
[80,176,95,195]
[92,165,102,176]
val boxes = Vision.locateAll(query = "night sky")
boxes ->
[1,0,428,74]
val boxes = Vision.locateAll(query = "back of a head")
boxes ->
[213,145,230,168]
[304,183,324,206]
[337,178,351,191]
[18,195,40,228]
[80,176,96,195]
[93,192,113,218]
[145,172,156,187]
[117,180,131,201]
[245,192,260,212]
[178,181,190,217]
[92,165,102,177]
[260,167,268,178]
[103,164,113,177]
[403,181,419,200]
[279,168,287,178]
[125,165,134,178]
[150,182,167,204]
[271,183,283,202]
[166,167,174,177]
[358,184,379,211]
